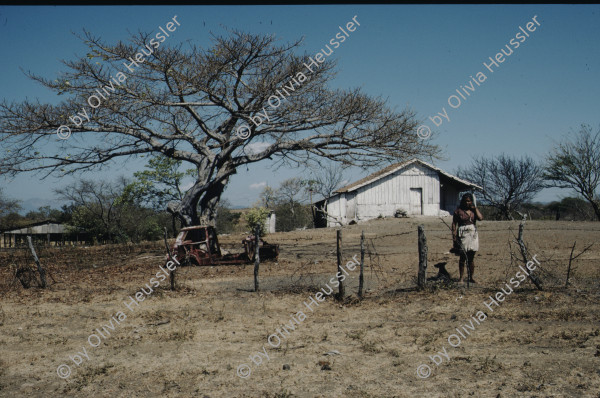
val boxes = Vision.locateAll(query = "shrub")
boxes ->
[394,208,408,218]
[244,207,270,236]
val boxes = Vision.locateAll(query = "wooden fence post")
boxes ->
[358,230,365,299]
[566,241,576,287]
[254,225,260,292]
[27,236,47,288]
[163,227,176,290]
[336,229,345,300]
[417,225,428,289]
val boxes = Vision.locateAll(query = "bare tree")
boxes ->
[256,185,277,209]
[309,163,346,201]
[276,177,306,227]
[54,177,138,242]
[0,188,21,230]
[544,124,600,221]
[0,30,439,227]
[457,154,545,220]
[0,188,20,218]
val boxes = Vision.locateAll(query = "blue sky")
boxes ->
[1,4,599,211]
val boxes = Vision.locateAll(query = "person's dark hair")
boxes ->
[459,193,474,210]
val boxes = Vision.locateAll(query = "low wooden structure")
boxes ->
[0,220,88,248]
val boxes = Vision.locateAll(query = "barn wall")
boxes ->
[353,163,441,220]
[325,162,477,227]
[325,195,344,227]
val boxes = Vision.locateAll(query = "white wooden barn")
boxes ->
[315,159,482,227]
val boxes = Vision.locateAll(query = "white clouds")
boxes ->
[249,181,267,190]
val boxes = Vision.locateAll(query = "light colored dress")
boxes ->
[458,224,479,252]
[453,208,479,252]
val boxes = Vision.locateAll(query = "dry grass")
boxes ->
[0,218,599,397]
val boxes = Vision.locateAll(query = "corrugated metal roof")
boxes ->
[333,158,482,194]
[2,221,68,234]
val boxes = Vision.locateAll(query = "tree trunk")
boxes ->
[198,176,230,225]
[591,200,600,221]
[167,191,200,227]
[168,160,234,228]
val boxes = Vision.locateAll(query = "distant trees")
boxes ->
[304,163,346,223]
[457,154,545,220]
[543,124,600,221]
[544,197,596,221]
[256,177,313,232]
[24,205,68,223]
[0,188,21,230]
[0,188,20,216]
[215,199,241,234]
[258,186,278,210]
[55,178,169,243]
[275,178,309,230]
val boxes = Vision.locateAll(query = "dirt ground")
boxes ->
[1,217,599,397]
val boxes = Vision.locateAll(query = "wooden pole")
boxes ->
[254,225,260,292]
[566,241,576,287]
[417,225,428,289]
[358,230,365,299]
[163,227,176,291]
[336,229,345,300]
[27,236,46,288]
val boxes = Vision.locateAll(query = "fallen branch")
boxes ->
[516,220,543,290]
[27,236,46,288]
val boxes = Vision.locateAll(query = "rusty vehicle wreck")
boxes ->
[167,226,279,266]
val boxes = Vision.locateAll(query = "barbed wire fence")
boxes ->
[285,217,599,297]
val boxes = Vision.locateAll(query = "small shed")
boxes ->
[1,220,86,247]
[314,158,481,227]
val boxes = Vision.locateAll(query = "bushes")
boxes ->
[244,207,271,236]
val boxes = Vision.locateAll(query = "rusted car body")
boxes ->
[168,226,279,266]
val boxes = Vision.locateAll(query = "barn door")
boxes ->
[410,188,423,215]
[346,193,356,220]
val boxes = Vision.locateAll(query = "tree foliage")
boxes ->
[256,177,312,231]
[24,205,67,223]
[123,154,194,211]
[544,197,596,221]
[243,207,270,236]
[544,124,600,221]
[0,30,439,227]
[215,199,241,234]
[0,189,23,231]
[55,178,169,243]
[457,154,545,220]
[0,188,20,219]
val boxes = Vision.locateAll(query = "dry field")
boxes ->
[1,217,599,398]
